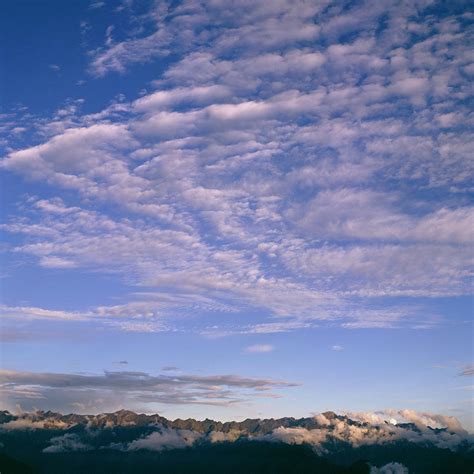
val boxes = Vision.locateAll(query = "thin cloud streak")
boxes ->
[0,369,299,414]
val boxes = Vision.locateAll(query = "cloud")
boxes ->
[331,345,343,352]
[88,1,324,77]
[0,414,72,431]
[0,305,87,322]
[345,409,466,434]
[2,0,472,337]
[289,188,474,245]
[245,344,274,353]
[89,27,172,76]
[43,434,91,453]
[88,1,105,9]
[370,463,409,474]
[133,85,232,112]
[161,366,179,372]
[460,364,474,377]
[260,409,471,454]
[0,369,298,413]
[2,124,139,205]
[126,428,202,451]
[2,408,470,457]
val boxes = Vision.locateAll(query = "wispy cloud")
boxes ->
[0,369,298,414]
[245,344,274,353]
[88,1,105,10]
[460,364,474,377]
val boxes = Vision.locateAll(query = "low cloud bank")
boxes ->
[259,410,471,454]
[2,408,472,455]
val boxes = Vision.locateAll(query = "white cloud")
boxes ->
[133,85,231,112]
[43,434,91,453]
[245,344,274,353]
[2,0,472,337]
[88,1,105,9]
[370,463,409,474]
[3,408,470,456]
[126,429,202,451]
[0,305,87,321]
[88,0,324,77]
[260,409,471,453]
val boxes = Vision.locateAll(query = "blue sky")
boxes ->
[0,0,472,428]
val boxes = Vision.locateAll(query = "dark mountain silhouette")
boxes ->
[0,410,472,473]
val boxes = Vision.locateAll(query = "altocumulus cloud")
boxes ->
[1,0,473,336]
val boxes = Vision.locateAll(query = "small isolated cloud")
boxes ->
[370,463,409,474]
[43,433,91,453]
[49,64,60,72]
[127,428,202,452]
[114,360,128,365]
[459,363,474,376]
[89,1,105,9]
[39,256,76,269]
[245,344,274,353]
[161,366,179,372]
[331,345,344,352]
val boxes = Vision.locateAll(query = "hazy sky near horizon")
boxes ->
[0,0,472,428]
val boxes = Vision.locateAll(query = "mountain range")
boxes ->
[0,409,472,473]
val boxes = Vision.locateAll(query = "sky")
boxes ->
[0,0,473,429]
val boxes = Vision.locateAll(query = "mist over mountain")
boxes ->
[0,409,472,473]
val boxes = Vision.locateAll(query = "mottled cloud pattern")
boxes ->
[1,0,472,336]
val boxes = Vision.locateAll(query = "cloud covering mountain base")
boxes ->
[0,409,472,473]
